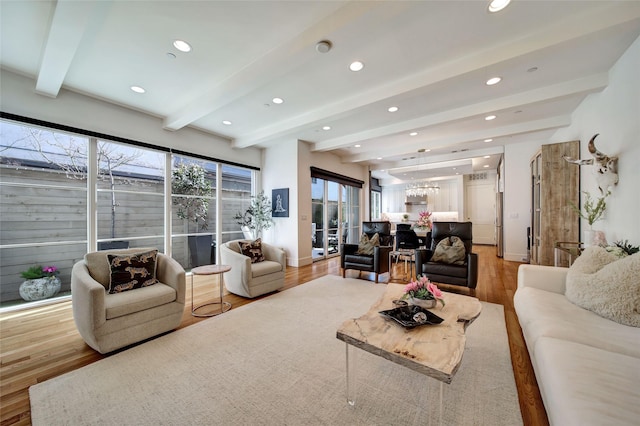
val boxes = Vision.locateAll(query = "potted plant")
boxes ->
[234,191,274,240]
[171,162,214,266]
[19,265,61,301]
[569,190,610,246]
[401,275,445,308]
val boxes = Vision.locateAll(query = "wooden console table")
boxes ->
[554,241,583,267]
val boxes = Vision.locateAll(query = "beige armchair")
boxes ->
[71,248,185,354]
[219,240,286,298]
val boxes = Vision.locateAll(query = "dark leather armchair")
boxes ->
[415,222,478,289]
[341,221,393,283]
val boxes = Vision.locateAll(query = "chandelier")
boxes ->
[405,182,440,197]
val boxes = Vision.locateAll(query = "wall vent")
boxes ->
[470,172,488,181]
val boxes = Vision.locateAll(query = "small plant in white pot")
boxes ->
[19,265,61,301]
[234,191,274,240]
[570,190,610,247]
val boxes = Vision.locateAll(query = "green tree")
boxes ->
[171,163,213,230]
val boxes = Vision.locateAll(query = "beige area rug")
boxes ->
[30,275,522,425]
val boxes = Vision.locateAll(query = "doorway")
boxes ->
[465,180,496,245]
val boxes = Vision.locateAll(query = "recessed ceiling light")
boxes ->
[485,115,497,121]
[484,138,493,142]
[354,144,361,148]
[409,132,418,136]
[486,76,502,85]
[484,155,491,159]
[130,86,145,94]
[173,40,191,52]
[272,97,284,104]
[388,106,399,113]
[222,120,232,125]
[425,149,431,152]
[376,157,382,160]
[322,126,331,131]
[527,66,538,73]
[483,164,490,168]
[452,167,457,170]
[488,0,511,13]
[349,61,364,72]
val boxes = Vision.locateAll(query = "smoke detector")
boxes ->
[315,40,332,53]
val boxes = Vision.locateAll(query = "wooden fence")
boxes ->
[0,165,250,305]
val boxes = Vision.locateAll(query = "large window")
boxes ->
[220,164,252,243]
[0,121,88,308]
[0,118,257,310]
[97,140,165,250]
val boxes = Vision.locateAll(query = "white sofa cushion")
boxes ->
[515,286,640,359]
[105,283,177,320]
[566,247,640,327]
[534,337,640,426]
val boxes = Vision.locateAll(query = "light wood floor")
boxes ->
[0,245,548,426]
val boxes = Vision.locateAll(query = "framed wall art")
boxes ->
[272,188,289,217]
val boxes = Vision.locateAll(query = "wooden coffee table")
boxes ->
[336,284,482,420]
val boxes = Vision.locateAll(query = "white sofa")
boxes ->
[514,264,640,425]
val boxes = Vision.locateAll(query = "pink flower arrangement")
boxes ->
[21,265,60,279]
[402,275,445,307]
[412,210,432,230]
[42,266,58,276]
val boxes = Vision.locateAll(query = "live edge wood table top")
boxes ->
[336,284,482,384]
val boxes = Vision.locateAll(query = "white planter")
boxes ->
[241,226,258,240]
[583,229,607,247]
[583,230,596,247]
[19,277,61,301]
[408,297,437,309]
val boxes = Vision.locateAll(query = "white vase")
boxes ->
[583,230,595,247]
[19,277,61,301]
[408,297,437,309]
[583,229,607,247]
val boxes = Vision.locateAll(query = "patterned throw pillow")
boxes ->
[430,236,466,265]
[355,233,380,255]
[240,238,265,263]
[107,249,159,294]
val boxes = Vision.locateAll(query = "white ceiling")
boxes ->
[1,1,639,184]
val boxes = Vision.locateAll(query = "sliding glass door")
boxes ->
[312,178,360,261]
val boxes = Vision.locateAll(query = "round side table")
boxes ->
[191,264,232,317]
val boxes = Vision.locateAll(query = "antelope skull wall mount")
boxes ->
[563,134,619,194]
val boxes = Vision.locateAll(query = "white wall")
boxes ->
[261,139,302,266]
[502,35,640,261]
[550,35,640,246]
[503,140,540,261]
[0,70,262,167]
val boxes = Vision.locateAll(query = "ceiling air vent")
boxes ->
[470,172,488,181]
